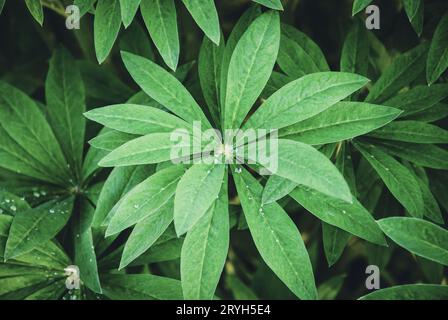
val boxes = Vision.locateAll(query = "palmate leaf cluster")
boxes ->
[0,0,447,300]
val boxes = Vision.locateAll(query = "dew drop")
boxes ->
[5,199,10,203]
[133,204,139,209]
[10,205,16,212]
[49,209,55,214]
[234,167,242,174]
[342,210,347,214]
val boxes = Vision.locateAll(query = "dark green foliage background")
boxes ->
[0,0,447,300]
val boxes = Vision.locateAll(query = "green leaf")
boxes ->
[411,169,444,224]
[366,42,429,103]
[0,82,71,184]
[92,165,154,228]
[106,165,184,236]
[140,0,179,70]
[101,274,183,299]
[94,0,122,64]
[45,47,86,178]
[4,197,74,260]
[0,190,31,215]
[369,121,448,144]
[119,21,154,60]
[354,141,424,217]
[120,0,141,28]
[233,167,317,300]
[377,217,448,266]
[427,13,448,84]
[226,275,259,300]
[359,284,448,300]
[174,164,225,236]
[290,187,386,246]
[322,223,351,267]
[250,139,352,203]
[383,84,448,118]
[120,200,174,269]
[99,132,192,167]
[340,19,369,78]
[181,0,220,45]
[0,0,5,14]
[262,174,297,205]
[199,35,224,127]
[318,274,346,300]
[73,200,101,293]
[24,0,43,25]
[74,0,97,17]
[280,102,401,145]
[181,175,229,299]
[252,0,283,10]
[219,6,261,110]
[89,129,137,152]
[84,104,192,135]
[245,73,369,131]
[121,51,211,127]
[278,24,329,78]
[376,140,448,170]
[223,11,280,129]
[352,0,373,16]
[402,0,424,36]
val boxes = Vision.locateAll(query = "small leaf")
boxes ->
[89,129,137,152]
[402,0,424,36]
[352,0,373,16]
[252,0,283,10]
[140,0,179,70]
[427,13,448,84]
[94,0,122,64]
[174,164,225,236]
[378,217,448,266]
[233,167,317,300]
[262,175,297,205]
[340,19,369,78]
[322,223,351,267]
[24,0,44,25]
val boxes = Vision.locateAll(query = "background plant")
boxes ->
[0,0,447,300]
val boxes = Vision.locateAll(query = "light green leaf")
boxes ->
[290,187,386,246]
[181,0,220,45]
[45,47,86,178]
[262,175,297,205]
[378,217,448,266]
[278,24,329,78]
[427,13,448,84]
[354,141,424,217]
[74,0,97,17]
[223,11,280,129]
[120,0,141,28]
[233,167,317,300]
[101,274,183,299]
[0,190,31,215]
[181,175,229,299]
[250,139,352,203]
[245,73,369,131]
[89,129,137,152]
[174,164,225,236]
[84,104,192,135]
[352,0,373,16]
[94,0,122,64]
[366,42,429,103]
[280,102,401,145]
[98,132,190,167]
[106,165,184,236]
[140,0,179,70]
[369,121,448,144]
[4,197,74,260]
[403,0,424,36]
[359,284,448,300]
[25,0,43,25]
[120,200,174,269]
[121,51,211,127]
